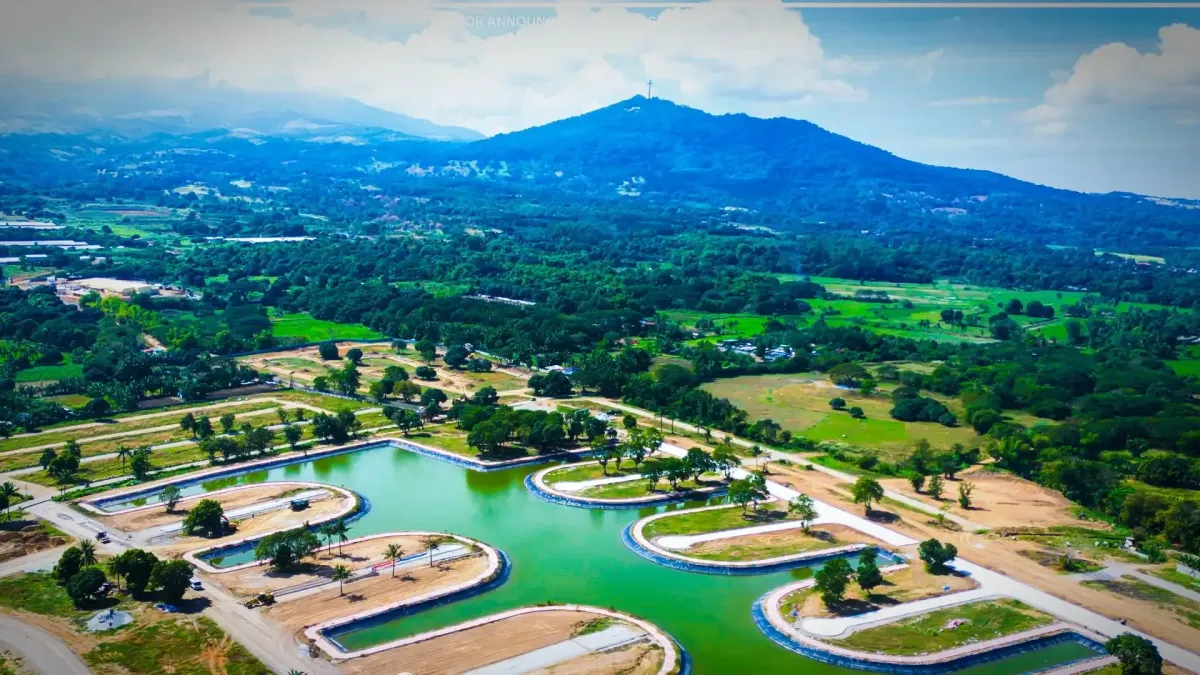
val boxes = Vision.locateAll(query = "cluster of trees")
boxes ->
[457,404,592,457]
[255,526,322,572]
[53,541,192,607]
[181,499,227,538]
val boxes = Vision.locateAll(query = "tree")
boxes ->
[727,478,756,514]
[957,481,976,509]
[928,474,945,500]
[856,548,884,594]
[384,543,404,578]
[829,397,847,411]
[663,458,690,491]
[66,567,108,607]
[420,535,442,567]
[108,548,158,595]
[328,517,350,554]
[391,409,422,436]
[332,564,352,595]
[918,538,958,573]
[182,499,225,537]
[528,371,573,397]
[851,477,884,515]
[284,423,304,453]
[345,347,363,364]
[684,448,715,481]
[908,472,926,493]
[255,528,321,572]
[395,380,421,402]
[414,340,437,363]
[161,485,182,513]
[859,379,878,397]
[414,365,437,380]
[115,444,133,470]
[788,494,818,532]
[471,386,499,406]
[318,342,340,360]
[219,413,236,434]
[0,482,19,522]
[1105,634,1162,675]
[148,559,193,603]
[444,345,469,369]
[180,412,196,437]
[641,459,664,490]
[848,406,865,419]
[129,447,152,480]
[829,362,869,387]
[78,538,98,567]
[814,557,853,607]
[712,447,740,479]
[195,417,214,439]
[54,546,85,584]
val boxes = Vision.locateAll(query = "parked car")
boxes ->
[190,579,203,591]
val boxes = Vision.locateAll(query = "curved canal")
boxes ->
[122,441,1098,674]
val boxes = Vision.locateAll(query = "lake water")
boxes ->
[133,441,1100,673]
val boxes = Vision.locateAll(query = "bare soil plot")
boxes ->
[781,562,979,620]
[265,553,490,631]
[683,523,880,562]
[102,484,315,533]
[525,642,664,675]
[150,494,353,558]
[342,610,639,675]
[219,534,430,597]
[880,465,1095,530]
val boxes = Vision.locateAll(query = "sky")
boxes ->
[0,0,1198,197]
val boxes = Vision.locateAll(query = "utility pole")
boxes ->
[647,79,653,99]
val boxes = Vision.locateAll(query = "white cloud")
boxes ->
[927,96,1024,107]
[1021,22,1200,134]
[904,49,943,84]
[0,0,867,134]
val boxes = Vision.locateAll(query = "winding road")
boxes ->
[0,612,92,675]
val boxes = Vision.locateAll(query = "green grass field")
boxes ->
[830,599,1054,655]
[13,363,83,382]
[644,503,791,538]
[702,373,979,453]
[267,311,382,342]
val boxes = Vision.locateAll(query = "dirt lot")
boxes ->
[684,523,882,561]
[219,534,431,597]
[103,484,323,533]
[342,610,645,675]
[149,493,353,558]
[785,559,980,619]
[880,465,1097,530]
[0,520,70,563]
[526,642,663,675]
[265,553,490,632]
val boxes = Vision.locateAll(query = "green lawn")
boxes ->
[644,503,791,538]
[544,461,639,485]
[45,394,92,407]
[702,373,979,453]
[830,599,1054,655]
[1167,358,1200,378]
[268,311,381,342]
[14,363,83,382]
[685,527,841,561]
[577,475,722,500]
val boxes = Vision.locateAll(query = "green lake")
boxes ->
[165,442,1099,673]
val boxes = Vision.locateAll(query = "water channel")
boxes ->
[105,441,1099,673]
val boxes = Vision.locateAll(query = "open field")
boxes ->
[1082,576,1200,629]
[13,363,83,383]
[880,465,1089,530]
[266,310,382,342]
[702,373,979,453]
[577,475,723,500]
[825,598,1054,655]
[644,502,794,538]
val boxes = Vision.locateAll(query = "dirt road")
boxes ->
[0,612,92,675]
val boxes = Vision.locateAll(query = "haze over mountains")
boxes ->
[0,77,483,141]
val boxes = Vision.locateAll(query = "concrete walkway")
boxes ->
[465,624,647,675]
[658,519,817,551]
[552,473,643,492]
[0,612,92,675]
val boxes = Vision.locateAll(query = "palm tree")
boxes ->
[0,482,19,522]
[319,523,337,554]
[383,543,404,578]
[419,535,442,568]
[328,518,349,555]
[115,444,133,470]
[331,564,351,596]
[78,539,98,567]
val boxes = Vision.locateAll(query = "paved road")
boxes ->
[0,612,92,675]
[0,545,70,579]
